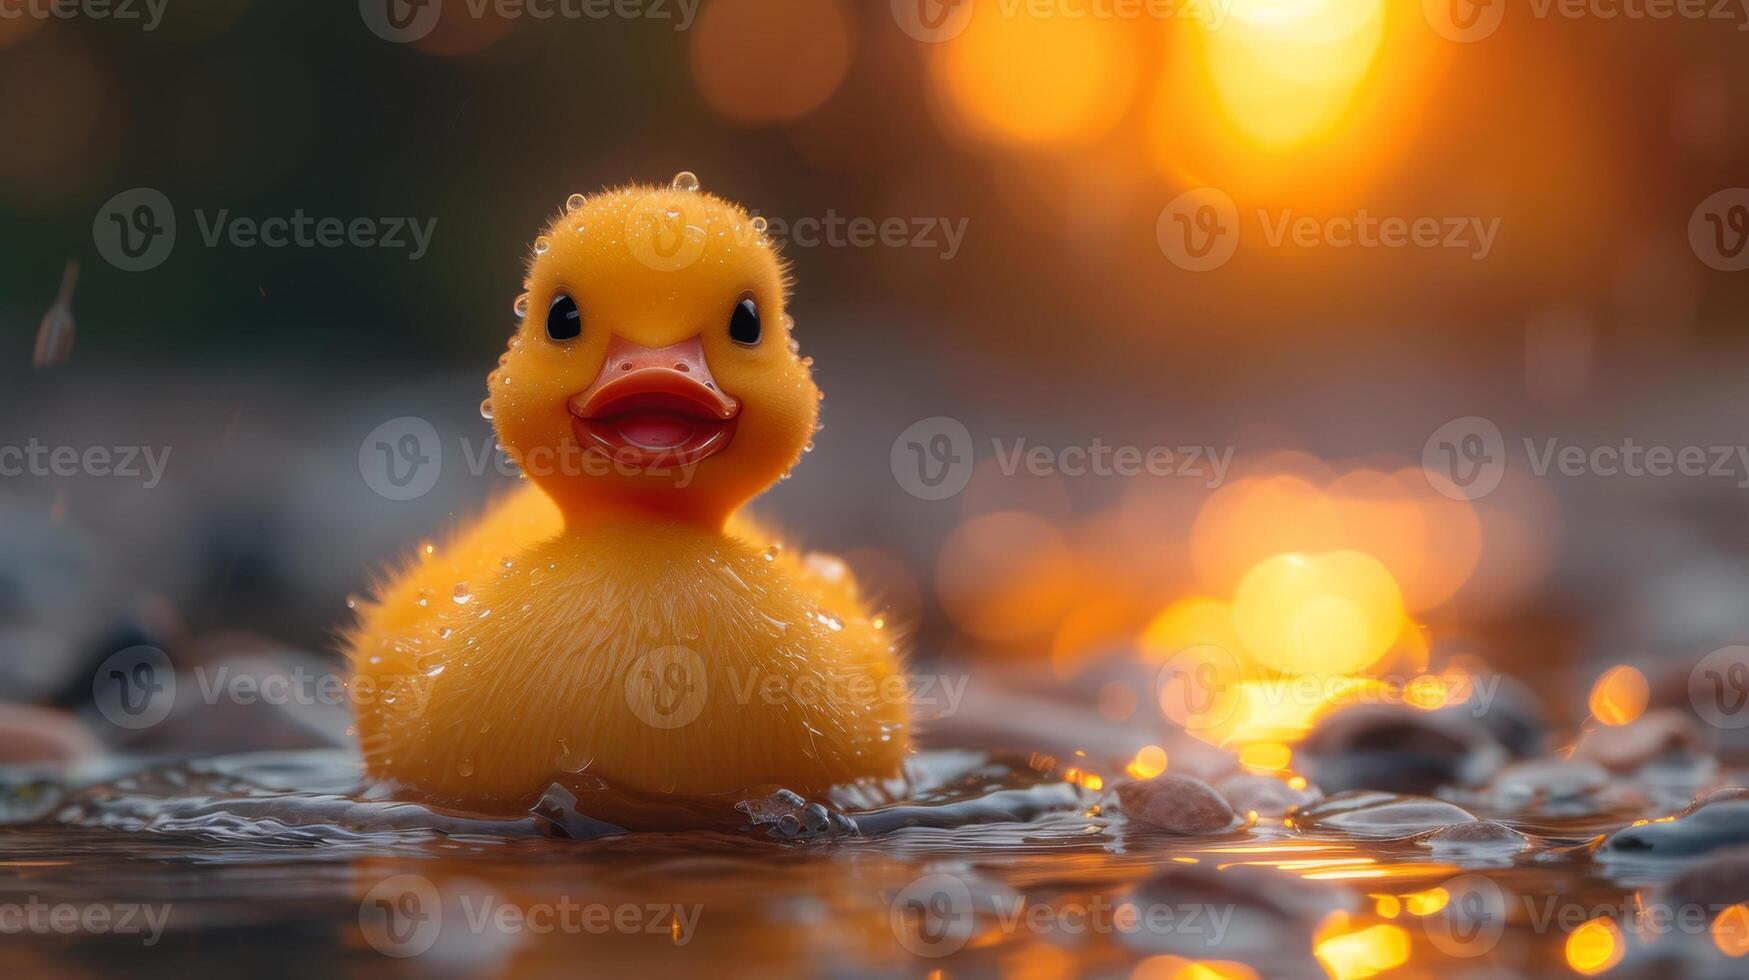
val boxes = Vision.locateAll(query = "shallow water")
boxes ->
[6,740,1748,980]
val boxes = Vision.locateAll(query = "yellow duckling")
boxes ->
[346,177,910,821]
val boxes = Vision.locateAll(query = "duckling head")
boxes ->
[489,178,818,528]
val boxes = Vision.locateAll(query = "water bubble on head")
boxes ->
[452,582,473,605]
[670,171,700,193]
[479,398,494,421]
[566,193,586,211]
[513,293,530,318]
[533,236,551,255]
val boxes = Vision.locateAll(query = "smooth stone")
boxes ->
[1294,790,1480,838]
[1115,773,1243,835]
[1486,757,1610,806]
[1417,819,1533,861]
[1601,787,1749,859]
[1434,674,1548,757]
[1573,709,1702,773]
[1215,772,1322,817]
[1299,704,1506,795]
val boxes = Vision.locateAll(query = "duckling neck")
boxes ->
[554,491,733,535]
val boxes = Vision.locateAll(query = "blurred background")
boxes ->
[4,0,1749,760]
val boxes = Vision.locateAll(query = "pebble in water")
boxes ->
[1114,773,1242,835]
[1574,709,1702,773]
[1416,819,1533,862]
[1299,704,1506,795]
[1601,787,1749,859]
[1293,790,1479,838]
[1481,757,1611,814]
[1215,772,1321,818]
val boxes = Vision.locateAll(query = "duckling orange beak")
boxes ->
[568,335,740,469]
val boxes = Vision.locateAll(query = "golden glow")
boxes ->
[1238,741,1292,772]
[1233,552,1407,676]
[1126,744,1170,780]
[1588,665,1649,727]
[1713,904,1749,957]
[1312,916,1409,979]
[1132,956,1260,980]
[1566,918,1625,975]
[1401,887,1450,916]
[691,0,855,123]
[1373,895,1400,919]
[930,3,1136,145]
[1200,0,1386,149]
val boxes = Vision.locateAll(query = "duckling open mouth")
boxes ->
[568,337,740,469]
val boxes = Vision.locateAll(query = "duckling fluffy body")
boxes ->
[346,182,909,814]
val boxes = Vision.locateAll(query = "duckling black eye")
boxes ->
[728,296,761,346]
[546,293,581,342]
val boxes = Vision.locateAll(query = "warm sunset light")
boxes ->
[1588,665,1650,727]
[1313,916,1409,979]
[1565,918,1625,975]
[1200,0,1386,149]
[1232,551,1407,676]
[929,3,1136,145]
[1714,904,1749,958]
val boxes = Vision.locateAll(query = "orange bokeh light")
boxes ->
[1588,665,1649,727]
[928,3,1137,146]
[692,0,854,123]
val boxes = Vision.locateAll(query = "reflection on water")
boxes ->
[4,734,1747,979]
